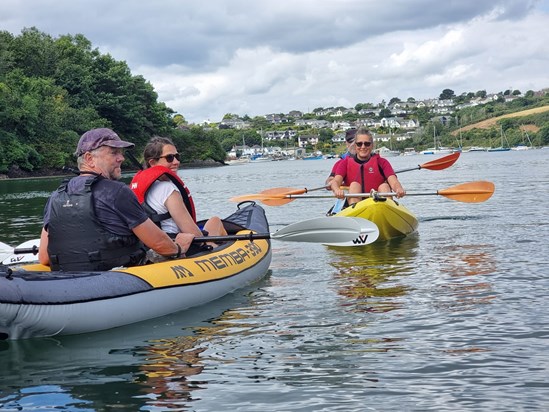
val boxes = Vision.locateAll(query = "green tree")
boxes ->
[379,108,391,118]
[439,89,455,100]
[0,28,214,174]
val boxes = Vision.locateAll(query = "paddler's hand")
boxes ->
[332,187,345,199]
[394,186,406,198]
[175,232,195,255]
[329,180,344,199]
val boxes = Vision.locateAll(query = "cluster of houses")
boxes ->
[221,92,530,158]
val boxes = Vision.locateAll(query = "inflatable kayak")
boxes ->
[0,202,271,340]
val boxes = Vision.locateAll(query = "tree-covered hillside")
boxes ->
[0,28,227,176]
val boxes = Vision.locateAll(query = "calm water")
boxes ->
[0,150,548,411]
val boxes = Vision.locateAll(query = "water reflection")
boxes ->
[432,243,498,312]
[326,235,420,313]
[0,291,255,411]
[135,336,206,410]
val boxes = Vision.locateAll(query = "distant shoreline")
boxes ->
[0,160,225,181]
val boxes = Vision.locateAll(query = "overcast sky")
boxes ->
[2,0,548,123]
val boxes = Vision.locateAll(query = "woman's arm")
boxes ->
[330,175,346,199]
[164,190,203,236]
[387,175,406,198]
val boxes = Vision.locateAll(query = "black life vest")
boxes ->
[47,175,145,271]
[130,166,197,225]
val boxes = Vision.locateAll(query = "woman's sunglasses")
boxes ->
[158,153,180,162]
[355,141,372,148]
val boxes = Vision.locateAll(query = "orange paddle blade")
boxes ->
[421,152,460,170]
[230,193,274,202]
[230,192,295,204]
[260,187,307,196]
[438,181,495,203]
[261,197,296,206]
[232,185,329,205]
[260,187,310,205]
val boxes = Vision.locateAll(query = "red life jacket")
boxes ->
[130,166,197,224]
[344,153,388,192]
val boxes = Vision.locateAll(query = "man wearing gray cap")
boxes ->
[325,128,356,186]
[38,128,195,271]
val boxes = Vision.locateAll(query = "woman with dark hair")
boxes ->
[131,136,227,256]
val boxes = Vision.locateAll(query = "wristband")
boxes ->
[172,243,183,259]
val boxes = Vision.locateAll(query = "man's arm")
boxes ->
[38,228,50,265]
[133,218,194,256]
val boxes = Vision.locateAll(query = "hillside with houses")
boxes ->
[216,88,549,160]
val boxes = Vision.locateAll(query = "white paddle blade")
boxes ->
[323,217,380,247]
[2,238,40,266]
[271,217,363,243]
[0,241,14,263]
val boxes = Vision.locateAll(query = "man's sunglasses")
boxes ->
[158,153,180,162]
[355,141,372,147]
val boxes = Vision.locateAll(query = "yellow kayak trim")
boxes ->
[21,231,270,289]
[117,235,269,288]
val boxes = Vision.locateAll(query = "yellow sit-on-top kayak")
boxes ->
[335,197,418,242]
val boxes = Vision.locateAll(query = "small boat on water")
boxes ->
[333,197,418,243]
[375,146,400,158]
[465,146,487,152]
[0,202,272,340]
[487,146,511,152]
[488,126,511,152]
[421,126,454,155]
[250,154,272,162]
[420,147,453,155]
[226,156,251,165]
[302,154,324,160]
[402,147,418,156]
[511,145,531,151]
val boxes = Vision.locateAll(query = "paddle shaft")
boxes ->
[256,181,495,203]
[232,153,461,204]
[273,191,485,199]
[12,215,373,255]
[126,150,144,170]
[396,165,427,173]
[12,235,271,255]
[395,152,460,173]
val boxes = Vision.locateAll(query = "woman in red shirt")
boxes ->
[329,127,406,204]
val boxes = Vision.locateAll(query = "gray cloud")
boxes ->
[1,0,547,122]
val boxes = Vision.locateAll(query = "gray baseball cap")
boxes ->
[75,128,134,156]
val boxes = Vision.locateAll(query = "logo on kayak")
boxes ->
[168,241,264,281]
[194,242,263,273]
[171,265,194,279]
[351,235,369,245]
